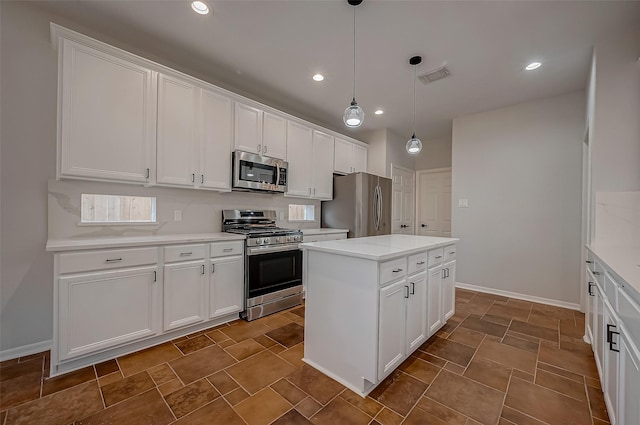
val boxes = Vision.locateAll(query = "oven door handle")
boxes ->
[247,244,300,256]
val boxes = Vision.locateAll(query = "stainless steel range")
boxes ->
[222,210,303,321]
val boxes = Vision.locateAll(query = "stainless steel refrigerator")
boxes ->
[321,173,391,238]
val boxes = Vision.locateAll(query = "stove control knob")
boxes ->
[255,238,263,245]
[295,235,301,241]
[286,236,293,242]
[276,237,283,243]
[263,237,271,244]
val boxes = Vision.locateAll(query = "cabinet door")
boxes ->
[209,256,244,319]
[234,102,263,155]
[352,143,368,173]
[442,261,456,321]
[200,88,233,190]
[163,260,206,331]
[311,130,335,200]
[285,121,313,197]
[262,112,287,160]
[379,280,407,379]
[406,272,428,353]
[428,266,443,335]
[620,330,640,425]
[59,39,156,183]
[595,285,605,376]
[586,271,596,344]
[157,74,197,187]
[603,303,619,425]
[334,137,353,174]
[58,266,159,360]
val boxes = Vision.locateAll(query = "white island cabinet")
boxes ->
[300,234,458,396]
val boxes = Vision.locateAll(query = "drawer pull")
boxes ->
[449,251,456,255]
[607,324,620,352]
[105,258,122,263]
[179,252,193,257]
[588,282,595,296]
[410,282,415,295]
[416,261,425,265]
[404,286,410,298]
[586,260,594,264]
[392,268,403,273]
[435,255,443,259]
[222,248,234,252]
[593,271,602,276]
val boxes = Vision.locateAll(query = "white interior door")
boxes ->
[417,169,452,237]
[391,164,415,234]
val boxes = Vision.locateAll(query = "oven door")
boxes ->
[246,245,302,302]
[233,151,288,193]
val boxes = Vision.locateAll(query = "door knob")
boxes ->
[421,224,427,228]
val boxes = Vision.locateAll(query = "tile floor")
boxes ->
[0,289,609,425]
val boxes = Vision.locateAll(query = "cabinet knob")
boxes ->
[421,224,427,228]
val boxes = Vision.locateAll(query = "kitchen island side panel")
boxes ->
[303,250,379,393]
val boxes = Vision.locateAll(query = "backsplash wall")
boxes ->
[48,179,322,240]
[594,191,640,247]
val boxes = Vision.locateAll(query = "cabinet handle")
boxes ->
[153,271,157,282]
[222,248,233,252]
[449,251,456,255]
[392,268,403,273]
[191,173,195,183]
[309,188,312,195]
[421,224,427,228]
[447,268,450,278]
[264,145,268,154]
[435,255,442,259]
[313,188,316,195]
[201,264,205,275]
[404,286,410,298]
[588,282,595,296]
[201,174,204,184]
[105,258,122,263]
[586,260,593,264]
[416,261,425,265]
[607,324,620,352]
[146,168,150,179]
[179,252,193,257]
[257,145,261,153]
[593,271,602,276]
[410,282,415,295]
[442,269,446,278]
[211,264,215,273]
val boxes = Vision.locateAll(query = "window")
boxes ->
[81,194,157,224]
[288,204,315,222]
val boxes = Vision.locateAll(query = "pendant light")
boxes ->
[406,55,423,155]
[344,0,364,128]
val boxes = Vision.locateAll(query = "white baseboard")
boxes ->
[0,340,52,362]
[455,282,581,311]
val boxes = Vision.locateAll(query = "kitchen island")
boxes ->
[300,234,458,396]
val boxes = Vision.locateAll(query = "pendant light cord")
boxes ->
[352,6,356,101]
[412,63,416,136]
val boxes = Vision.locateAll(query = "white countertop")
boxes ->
[301,228,349,236]
[587,244,640,298]
[300,234,458,261]
[46,233,246,252]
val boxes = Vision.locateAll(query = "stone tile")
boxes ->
[254,335,277,348]
[286,365,344,405]
[416,396,468,425]
[511,369,534,383]
[413,351,448,367]
[311,396,371,425]
[266,323,305,348]
[272,379,308,405]
[420,336,476,367]
[426,370,503,425]
[374,407,403,425]
[402,407,450,425]
[235,387,291,425]
[207,370,239,395]
[504,377,592,425]
[205,329,230,343]
[94,360,119,377]
[486,303,531,321]
[531,303,575,321]
[475,339,537,374]
[398,356,441,384]
[536,362,585,383]
[0,358,43,411]
[559,334,593,356]
[593,418,610,425]
[170,345,237,384]
[505,299,534,310]
[482,314,512,326]
[17,351,47,363]
[460,315,508,338]
[0,410,5,424]
[559,318,585,339]
[535,369,587,402]
[290,307,306,318]
[527,311,560,330]
[98,371,123,387]
[272,409,313,425]
[538,345,599,379]
[225,339,266,361]
[444,362,466,374]
[369,370,428,416]
[172,396,245,425]
[227,350,296,394]
[585,376,602,389]
[5,380,102,425]
[270,344,287,354]
[475,292,510,303]
[175,335,214,355]
[499,418,516,425]
[220,321,272,342]
[164,378,220,418]
[260,313,294,329]
[447,327,486,349]
[218,339,236,348]
[296,397,323,419]
[463,357,512,392]
[147,363,176,385]
[101,371,155,406]
[158,379,183,396]
[456,289,477,302]
[501,334,539,353]
[42,366,96,396]
[117,343,182,377]
[0,358,19,368]
[339,389,383,417]
[587,385,610,421]
[224,387,250,405]
[455,301,493,316]
[278,343,305,367]
[500,406,547,425]
[509,320,558,342]
[440,319,462,334]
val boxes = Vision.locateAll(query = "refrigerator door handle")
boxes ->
[374,185,382,231]
[373,186,379,231]
[377,185,383,229]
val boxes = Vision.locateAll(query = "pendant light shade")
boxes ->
[344,0,364,128]
[406,55,422,155]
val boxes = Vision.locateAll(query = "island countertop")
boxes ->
[300,234,459,261]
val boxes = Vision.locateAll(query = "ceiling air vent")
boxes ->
[418,66,451,84]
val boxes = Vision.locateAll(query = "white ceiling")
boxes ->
[34,0,640,142]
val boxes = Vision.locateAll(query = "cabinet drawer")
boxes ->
[604,273,619,309]
[444,245,457,261]
[619,288,640,348]
[164,244,206,263]
[408,252,428,275]
[380,257,407,286]
[303,234,327,243]
[325,233,347,241]
[210,241,244,257]
[593,261,605,286]
[428,248,445,267]
[59,247,158,274]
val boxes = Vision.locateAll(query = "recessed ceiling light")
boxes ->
[312,74,324,82]
[374,109,384,115]
[525,62,542,71]
[191,1,210,15]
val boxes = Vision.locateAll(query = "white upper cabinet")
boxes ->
[334,137,367,174]
[234,102,263,155]
[262,112,287,160]
[58,38,157,183]
[199,88,233,191]
[285,121,313,197]
[312,130,335,200]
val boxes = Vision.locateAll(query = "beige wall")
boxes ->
[452,91,585,304]
[413,137,452,171]
[362,128,415,178]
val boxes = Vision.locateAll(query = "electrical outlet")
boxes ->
[278,211,285,221]
[174,210,182,221]
[458,199,469,208]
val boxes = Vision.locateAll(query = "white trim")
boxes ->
[0,340,52,362]
[415,166,452,174]
[455,282,581,311]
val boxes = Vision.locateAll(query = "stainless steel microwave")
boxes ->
[232,151,288,193]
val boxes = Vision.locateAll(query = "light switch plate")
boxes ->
[278,211,285,220]
[174,210,182,221]
[458,199,469,208]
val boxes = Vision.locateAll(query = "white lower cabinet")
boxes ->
[163,259,207,331]
[209,255,244,319]
[442,260,456,321]
[378,280,408,378]
[620,329,640,425]
[406,272,428,352]
[427,265,443,335]
[603,300,620,425]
